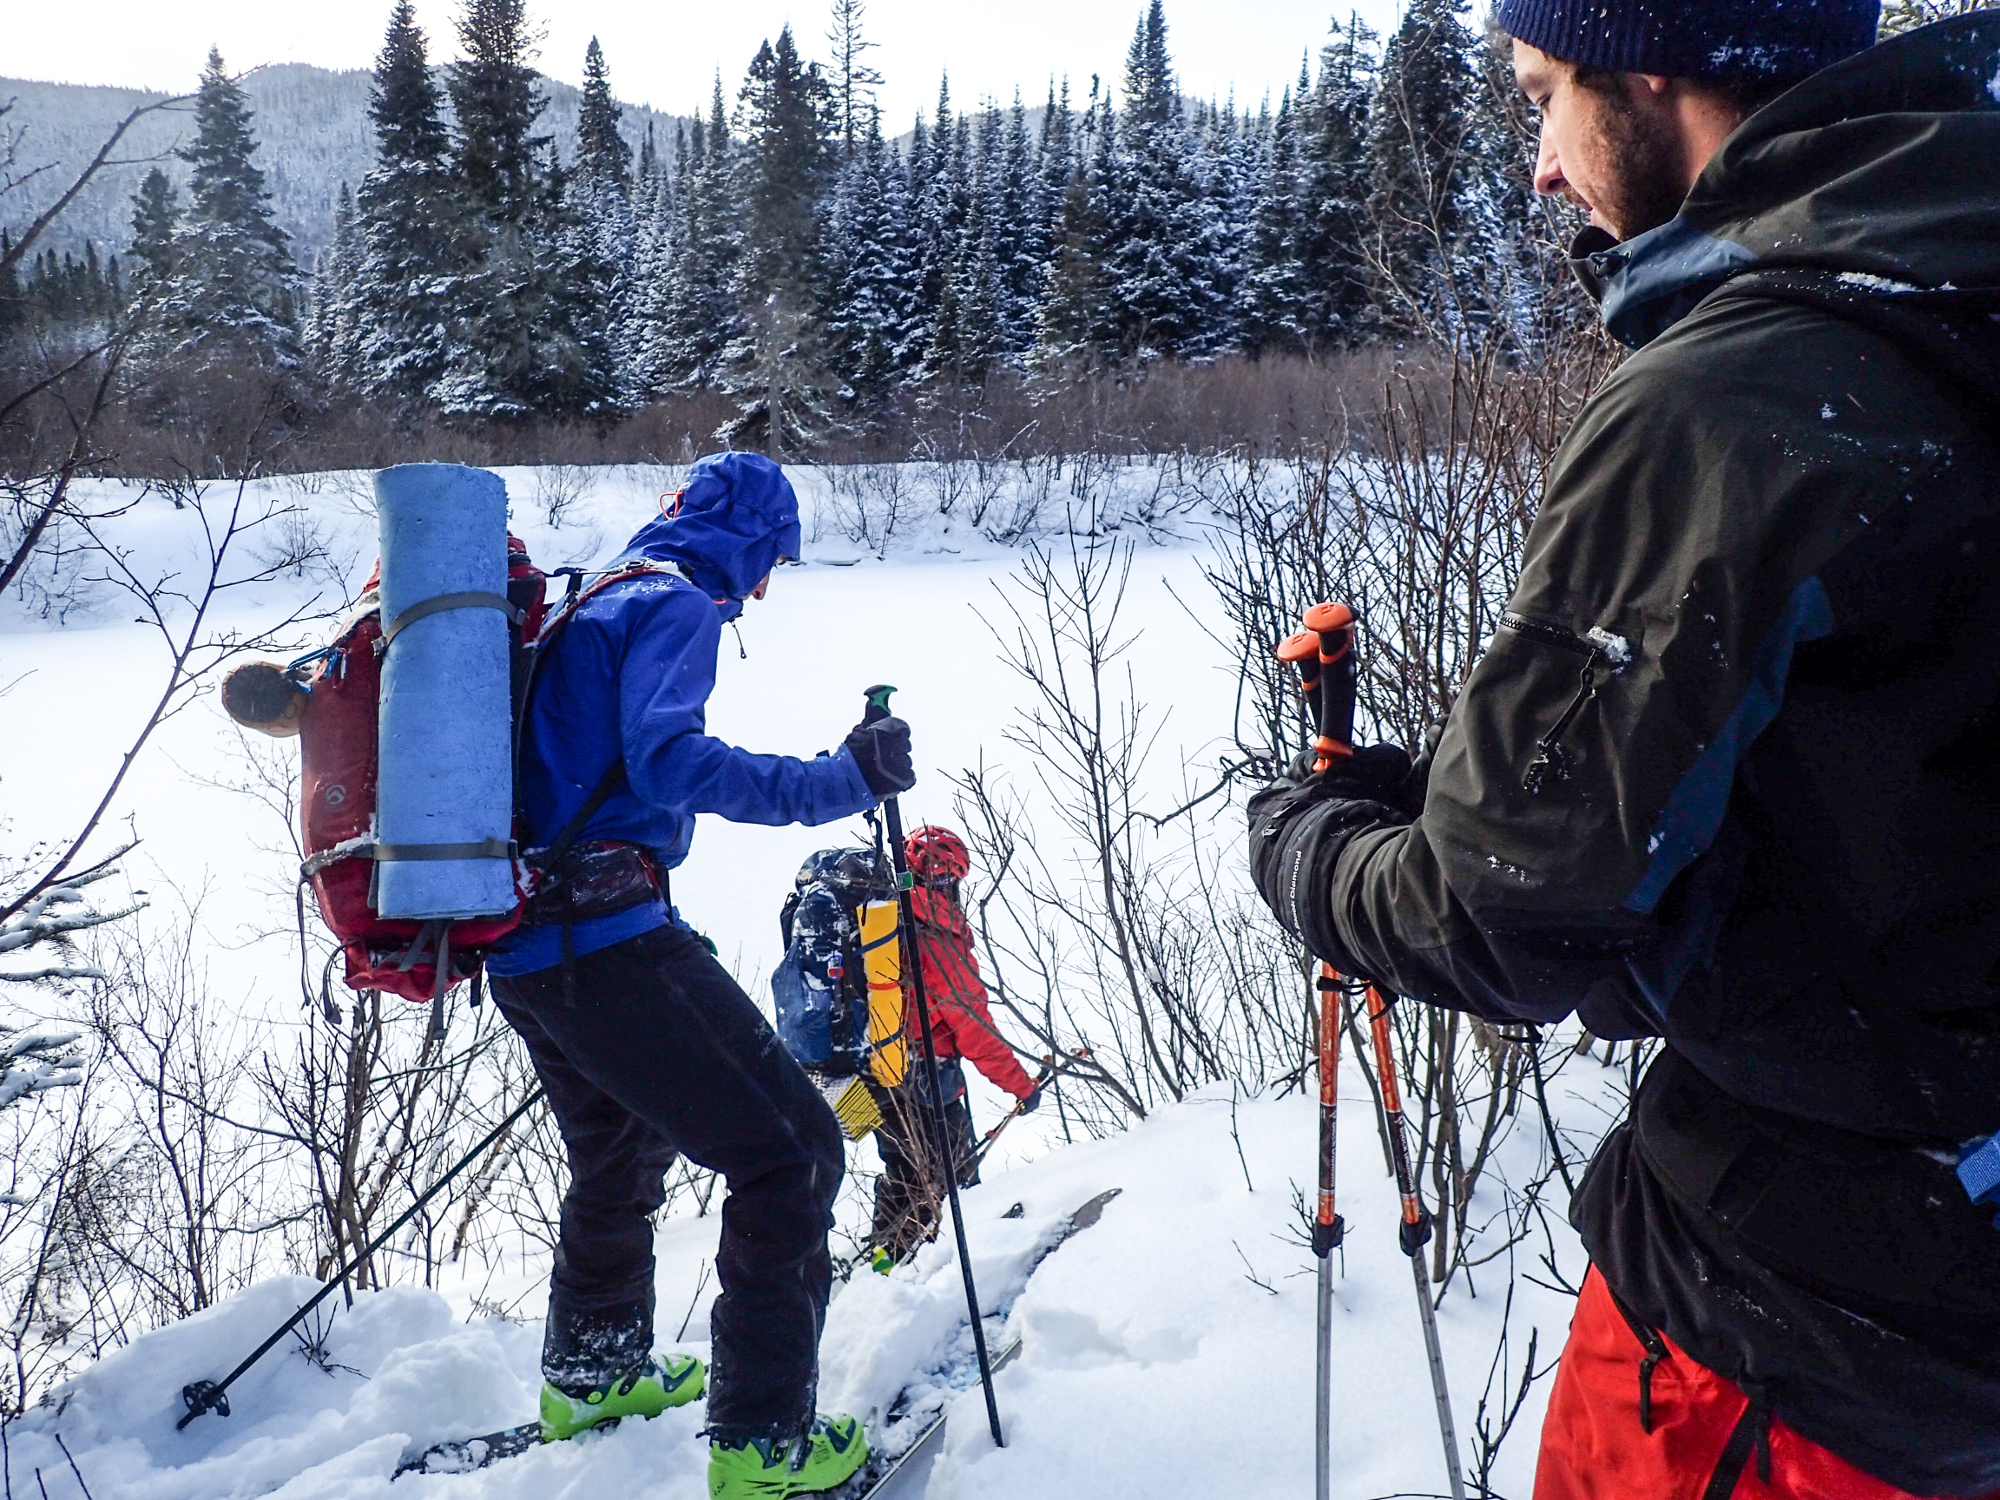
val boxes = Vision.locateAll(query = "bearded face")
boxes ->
[1514,39,1708,243]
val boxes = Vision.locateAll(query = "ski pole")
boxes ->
[177,1085,547,1429]
[1364,980,1466,1500]
[862,683,1006,1450]
[1281,605,1358,1500]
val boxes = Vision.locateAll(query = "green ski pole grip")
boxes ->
[863,682,898,726]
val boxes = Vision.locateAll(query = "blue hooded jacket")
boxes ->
[489,453,874,977]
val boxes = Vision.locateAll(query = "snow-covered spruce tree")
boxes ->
[573,37,641,405]
[903,79,969,378]
[992,96,1042,355]
[143,47,301,378]
[1295,15,1377,347]
[125,168,178,295]
[636,86,741,393]
[620,144,676,393]
[1363,0,1497,333]
[1234,88,1308,355]
[1036,80,1076,258]
[1188,98,1251,349]
[343,0,459,411]
[1098,0,1228,361]
[719,28,839,455]
[819,118,917,416]
[434,0,621,420]
[1035,81,1114,365]
[305,183,366,385]
[576,37,634,194]
[925,151,1007,388]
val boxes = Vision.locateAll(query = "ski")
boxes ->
[395,1421,545,1477]
[393,1188,1120,1485]
[831,1187,1123,1500]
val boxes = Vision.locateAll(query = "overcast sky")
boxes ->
[7,0,1410,126]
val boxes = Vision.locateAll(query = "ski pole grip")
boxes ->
[863,682,897,727]
[1276,630,1323,728]
[1303,602,1358,761]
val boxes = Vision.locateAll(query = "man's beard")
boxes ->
[1573,90,1689,242]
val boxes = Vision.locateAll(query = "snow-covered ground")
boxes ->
[0,1077,1594,1499]
[0,461,1601,1498]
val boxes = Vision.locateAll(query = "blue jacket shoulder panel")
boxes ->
[516,571,875,870]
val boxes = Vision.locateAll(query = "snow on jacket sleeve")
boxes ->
[908,888,1035,1098]
[615,575,876,827]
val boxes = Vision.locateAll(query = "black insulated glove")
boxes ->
[845,716,916,798]
[1278,742,1419,814]
[1016,1085,1042,1115]
[1246,745,1415,976]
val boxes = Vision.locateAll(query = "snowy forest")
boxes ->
[3,0,1568,471]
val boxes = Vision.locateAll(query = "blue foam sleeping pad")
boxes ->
[373,463,517,920]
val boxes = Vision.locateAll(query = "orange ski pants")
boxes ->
[1534,1267,1994,1500]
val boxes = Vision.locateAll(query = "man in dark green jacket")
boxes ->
[1250,4,2000,1496]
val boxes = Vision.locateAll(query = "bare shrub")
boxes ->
[949,534,1303,1134]
[533,463,596,530]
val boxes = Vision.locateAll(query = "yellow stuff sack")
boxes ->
[858,898,908,1088]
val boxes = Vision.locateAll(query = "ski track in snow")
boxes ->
[0,464,1600,1498]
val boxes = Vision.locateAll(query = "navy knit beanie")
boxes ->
[1494,0,1880,81]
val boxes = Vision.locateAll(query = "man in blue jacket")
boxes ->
[487,452,910,1499]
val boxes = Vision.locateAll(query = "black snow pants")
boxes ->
[489,921,845,1443]
[869,1059,979,1262]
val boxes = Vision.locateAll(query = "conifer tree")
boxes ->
[641,83,741,391]
[993,95,1041,351]
[352,0,456,406]
[1236,89,1307,353]
[1037,82,1114,362]
[1296,16,1377,344]
[1036,80,1076,253]
[574,37,638,400]
[820,119,915,412]
[576,37,633,193]
[721,27,838,454]
[905,77,967,366]
[1364,0,1488,330]
[149,46,300,373]
[825,0,884,157]
[450,0,545,216]
[638,120,659,181]
[1099,1,1227,359]
[307,183,365,381]
[127,167,179,292]
[437,0,621,419]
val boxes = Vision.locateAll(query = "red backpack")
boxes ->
[293,536,548,1010]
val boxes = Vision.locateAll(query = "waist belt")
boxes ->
[523,841,663,927]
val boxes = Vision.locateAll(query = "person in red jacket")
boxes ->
[868,825,1040,1264]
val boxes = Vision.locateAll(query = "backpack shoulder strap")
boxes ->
[513,560,684,848]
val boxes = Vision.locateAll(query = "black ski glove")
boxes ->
[1277,742,1420,814]
[1247,744,1415,976]
[844,715,917,798]
[1016,1084,1042,1115]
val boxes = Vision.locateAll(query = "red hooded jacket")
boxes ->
[904,885,1034,1100]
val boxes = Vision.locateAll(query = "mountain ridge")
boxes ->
[1,64,689,265]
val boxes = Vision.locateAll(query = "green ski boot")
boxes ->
[539,1353,706,1441]
[708,1414,868,1499]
